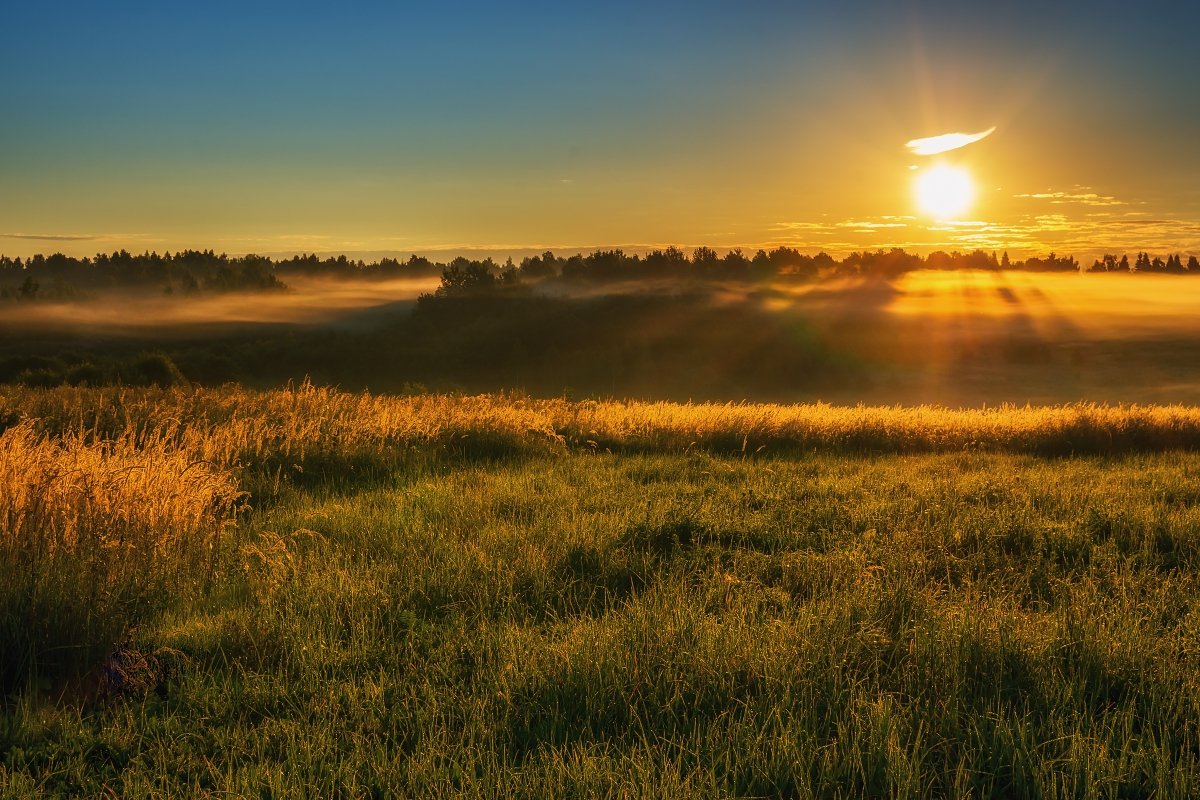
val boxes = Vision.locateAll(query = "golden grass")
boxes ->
[1,381,1197,687]
[0,422,242,689]
[4,383,1199,467]
[5,384,1200,793]
[0,422,238,560]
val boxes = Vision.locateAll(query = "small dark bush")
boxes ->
[123,352,189,388]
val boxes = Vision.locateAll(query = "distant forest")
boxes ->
[4,242,1200,400]
[2,246,1199,300]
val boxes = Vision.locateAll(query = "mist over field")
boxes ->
[5,268,1197,406]
[11,266,1196,338]
[0,275,442,335]
[798,271,1200,405]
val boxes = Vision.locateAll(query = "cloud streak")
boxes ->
[1014,191,1125,207]
[1,233,99,241]
[835,220,909,231]
[906,127,996,156]
[766,211,1200,260]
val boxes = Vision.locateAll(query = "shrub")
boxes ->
[123,352,189,388]
[14,367,63,388]
[64,362,106,386]
[0,355,63,384]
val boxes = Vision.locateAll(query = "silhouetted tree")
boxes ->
[692,247,720,277]
[17,274,38,300]
[124,352,188,388]
[927,251,954,270]
[437,260,497,296]
[5,244,1200,309]
[519,253,555,279]
[643,247,690,279]
[723,248,751,280]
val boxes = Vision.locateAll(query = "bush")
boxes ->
[0,355,64,384]
[15,367,63,388]
[64,362,106,386]
[123,352,189,388]
[172,351,239,385]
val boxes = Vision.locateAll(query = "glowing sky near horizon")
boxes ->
[2,1,1198,260]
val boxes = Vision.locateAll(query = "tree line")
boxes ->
[3,245,1199,301]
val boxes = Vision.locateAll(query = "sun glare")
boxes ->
[915,164,974,219]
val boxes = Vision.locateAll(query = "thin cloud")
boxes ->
[835,220,908,230]
[2,232,98,241]
[771,221,836,231]
[928,220,990,229]
[906,126,996,156]
[775,216,914,234]
[220,234,334,245]
[1014,191,1125,207]
[763,210,1200,261]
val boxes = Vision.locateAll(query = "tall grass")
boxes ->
[3,384,1200,471]
[5,386,1200,795]
[7,449,1196,796]
[0,423,241,692]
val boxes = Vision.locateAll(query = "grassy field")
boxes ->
[4,387,1200,797]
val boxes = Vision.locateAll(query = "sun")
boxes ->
[914,163,974,219]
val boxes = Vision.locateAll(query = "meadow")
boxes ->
[2,385,1200,797]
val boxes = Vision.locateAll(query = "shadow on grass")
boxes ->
[241,444,549,507]
[619,516,795,557]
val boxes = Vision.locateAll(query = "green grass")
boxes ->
[4,390,1200,797]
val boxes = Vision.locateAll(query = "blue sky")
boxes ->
[3,1,1198,258]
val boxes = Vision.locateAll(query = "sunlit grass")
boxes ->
[4,386,1200,796]
[0,422,242,693]
[4,384,1200,471]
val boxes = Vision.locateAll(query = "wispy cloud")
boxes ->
[774,216,914,235]
[1,232,98,241]
[221,234,334,245]
[765,211,1200,259]
[906,126,996,156]
[771,221,837,231]
[835,220,909,230]
[1014,190,1125,207]
[926,220,991,231]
